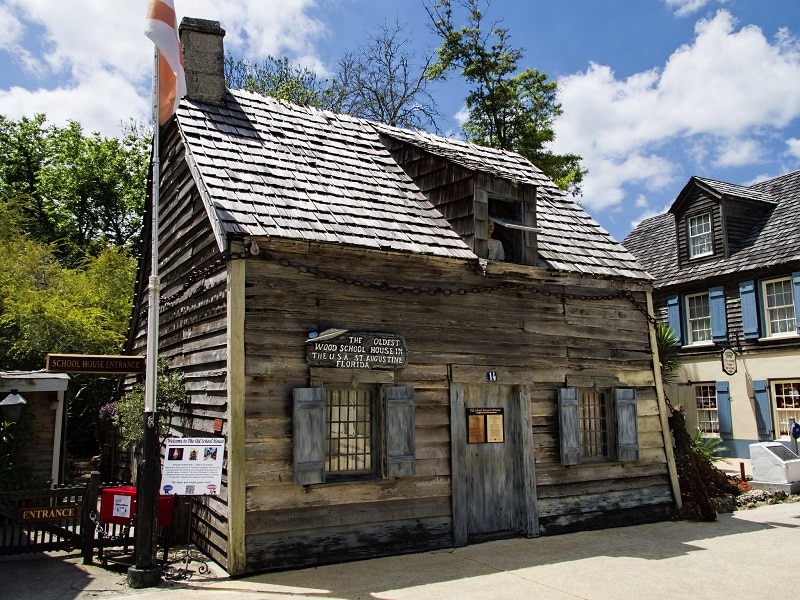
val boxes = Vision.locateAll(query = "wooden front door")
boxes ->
[450,383,538,546]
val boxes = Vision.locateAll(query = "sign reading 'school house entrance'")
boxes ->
[306,330,407,369]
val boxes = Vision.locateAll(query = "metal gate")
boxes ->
[0,484,88,555]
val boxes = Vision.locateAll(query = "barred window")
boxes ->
[325,388,375,475]
[579,390,610,460]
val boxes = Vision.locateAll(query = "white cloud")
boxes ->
[553,9,800,213]
[664,0,727,18]
[714,138,764,167]
[0,0,329,137]
[787,138,800,160]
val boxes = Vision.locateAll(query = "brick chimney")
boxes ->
[179,18,226,105]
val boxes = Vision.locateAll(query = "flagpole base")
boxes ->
[126,565,162,589]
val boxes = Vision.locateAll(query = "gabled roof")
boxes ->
[623,170,800,288]
[176,89,649,280]
[669,176,776,214]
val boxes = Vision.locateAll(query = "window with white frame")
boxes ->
[687,212,712,258]
[762,277,797,336]
[694,384,719,435]
[685,292,712,344]
[773,380,800,438]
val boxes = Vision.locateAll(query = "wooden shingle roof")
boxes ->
[177,90,649,279]
[623,170,800,288]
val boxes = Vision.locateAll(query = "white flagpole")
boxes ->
[129,45,162,588]
[145,44,161,415]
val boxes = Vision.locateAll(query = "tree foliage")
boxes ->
[330,20,440,130]
[424,0,586,194]
[0,115,149,266]
[104,360,188,449]
[224,55,338,109]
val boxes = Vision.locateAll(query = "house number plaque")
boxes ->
[467,407,504,443]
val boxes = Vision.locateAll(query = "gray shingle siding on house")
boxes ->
[624,170,800,288]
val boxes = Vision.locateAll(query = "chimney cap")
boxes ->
[179,17,225,36]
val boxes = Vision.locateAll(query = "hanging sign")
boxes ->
[46,353,145,374]
[306,330,407,369]
[161,437,225,496]
[721,348,737,376]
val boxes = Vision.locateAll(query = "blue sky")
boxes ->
[1,0,799,242]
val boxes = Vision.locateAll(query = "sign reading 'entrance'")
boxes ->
[306,331,407,369]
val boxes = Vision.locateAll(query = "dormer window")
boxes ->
[687,212,712,258]
[487,197,538,264]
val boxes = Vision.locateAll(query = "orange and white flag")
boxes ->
[145,0,186,125]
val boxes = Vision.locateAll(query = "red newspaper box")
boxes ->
[100,486,174,526]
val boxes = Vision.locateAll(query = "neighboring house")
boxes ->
[124,18,679,575]
[0,371,70,486]
[624,170,800,459]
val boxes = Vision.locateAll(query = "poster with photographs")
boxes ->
[162,437,225,496]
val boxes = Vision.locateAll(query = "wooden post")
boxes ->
[82,471,101,564]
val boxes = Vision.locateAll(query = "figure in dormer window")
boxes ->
[487,220,505,261]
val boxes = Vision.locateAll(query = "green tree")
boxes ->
[224,55,337,109]
[424,0,586,194]
[0,115,149,266]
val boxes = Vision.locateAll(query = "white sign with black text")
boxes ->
[162,437,225,496]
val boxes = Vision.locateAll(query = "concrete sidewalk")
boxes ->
[2,500,798,600]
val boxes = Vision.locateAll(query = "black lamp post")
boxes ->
[0,389,27,423]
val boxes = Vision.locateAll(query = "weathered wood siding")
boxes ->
[241,238,673,572]
[15,392,58,482]
[127,122,231,568]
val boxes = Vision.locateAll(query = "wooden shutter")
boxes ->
[793,272,800,335]
[558,387,581,466]
[752,379,772,439]
[709,286,728,342]
[715,381,732,438]
[739,280,759,339]
[293,387,325,485]
[666,294,682,345]
[614,388,639,462]
[385,384,415,477]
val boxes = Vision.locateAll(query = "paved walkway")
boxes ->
[1,500,797,599]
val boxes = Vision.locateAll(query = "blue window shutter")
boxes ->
[715,381,732,437]
[614,388,639,462]
[558,388,581,466]
[752,380,772,439]
[709,286,727,342]
[739,281,759,339]
[293,387,326,485]
[667,294,682,345]
[793,272,800,335]
[385,384,415,477]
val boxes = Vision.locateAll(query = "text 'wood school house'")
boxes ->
[126,18,680,575]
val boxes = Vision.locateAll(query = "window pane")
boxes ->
[688,213,712,258]
[774,381,800,437]
[695,384,719,434]
[765,279,796,335]
[325,388,374,474]
[686,293,711,343]
[579,390,609,459]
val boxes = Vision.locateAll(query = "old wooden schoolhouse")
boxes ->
[124,18,680,575]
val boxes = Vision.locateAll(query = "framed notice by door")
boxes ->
[466,407,504,443]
